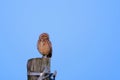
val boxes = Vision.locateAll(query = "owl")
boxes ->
[37,33,52,58]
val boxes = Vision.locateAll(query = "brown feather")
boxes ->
[37,33,52,58]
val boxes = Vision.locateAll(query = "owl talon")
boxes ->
[42,55,47,58]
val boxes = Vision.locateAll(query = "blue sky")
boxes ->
[0,0,120,80]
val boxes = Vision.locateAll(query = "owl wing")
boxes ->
[37,40,40,52]
[47,41,52,58]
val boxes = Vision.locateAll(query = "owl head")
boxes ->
[39,33,49,40]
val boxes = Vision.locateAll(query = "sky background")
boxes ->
[0,0,120,80]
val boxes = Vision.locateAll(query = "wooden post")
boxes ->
[27,58,50,80]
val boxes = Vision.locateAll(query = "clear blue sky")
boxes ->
[0,0,120,80]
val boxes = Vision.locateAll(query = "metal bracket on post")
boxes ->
[28,66,57,80]
[49,70,57,80]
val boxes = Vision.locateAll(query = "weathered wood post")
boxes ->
[27,58,51,80]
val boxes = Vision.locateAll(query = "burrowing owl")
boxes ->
[37,33,52,58]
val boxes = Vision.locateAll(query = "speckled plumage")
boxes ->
[37,33,52,58]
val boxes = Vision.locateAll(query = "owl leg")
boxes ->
[42,55,47,58]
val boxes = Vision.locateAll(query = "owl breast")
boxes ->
[38,41,51,55]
